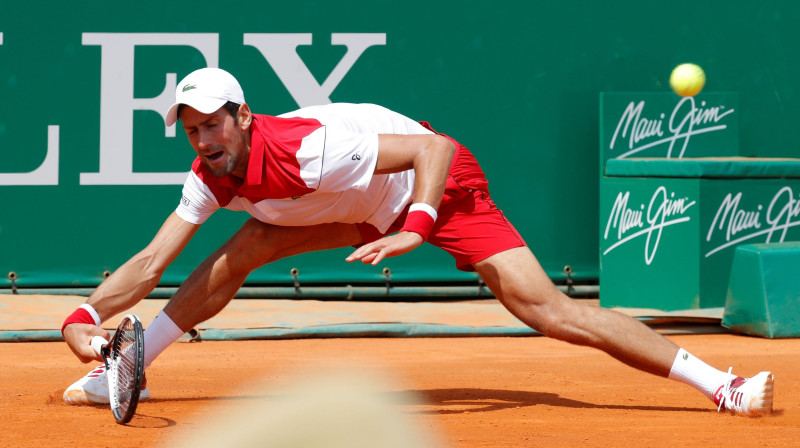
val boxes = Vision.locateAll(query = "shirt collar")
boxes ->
[243,114,266,188]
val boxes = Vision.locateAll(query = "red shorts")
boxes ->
[357,130,527,271]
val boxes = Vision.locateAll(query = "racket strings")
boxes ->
[114,322,139,415]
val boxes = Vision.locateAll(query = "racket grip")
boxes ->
[91,335,108,355]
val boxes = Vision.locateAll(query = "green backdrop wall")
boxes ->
[2,1,799,288]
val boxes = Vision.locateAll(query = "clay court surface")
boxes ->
[2,332,799,447]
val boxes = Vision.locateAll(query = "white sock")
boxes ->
[668,348,735,401]
[143,310,185,369]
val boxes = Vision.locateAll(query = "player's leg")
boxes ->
[161,219,362,332]
[142,219,362,366]
[473,246,774,416]
[65,220,362,405]
[474,246,679,376]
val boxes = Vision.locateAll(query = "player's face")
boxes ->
[180,105,251,178]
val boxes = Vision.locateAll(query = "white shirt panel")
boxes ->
[316,128,378,193]
[295,125,379,193]
[175,171,221,225]
[296,126,325,190]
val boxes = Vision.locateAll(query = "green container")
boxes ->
[601,174,800,310]
[723,243,800,338]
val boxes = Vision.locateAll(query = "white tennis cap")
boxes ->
[165,67,246,126]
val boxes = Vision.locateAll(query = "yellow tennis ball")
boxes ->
[670,63,706,97]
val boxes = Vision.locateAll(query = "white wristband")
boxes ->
[79,303,102,326]
[409,202,438,222]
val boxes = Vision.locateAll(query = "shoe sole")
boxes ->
[63,389,109,405]
[63,388,151,406]
[745,372,774,417]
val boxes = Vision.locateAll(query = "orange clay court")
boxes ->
[1,294,799,448]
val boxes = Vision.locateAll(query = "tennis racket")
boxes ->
[91,314,145,425]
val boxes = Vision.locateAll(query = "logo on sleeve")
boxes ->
[351,153,361,161]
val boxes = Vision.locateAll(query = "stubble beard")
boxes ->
[203,148,239,178]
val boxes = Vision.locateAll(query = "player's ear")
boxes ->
[237,103,252,130]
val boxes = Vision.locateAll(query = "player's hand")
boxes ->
[346,231,424,265]
[63,323,111,363]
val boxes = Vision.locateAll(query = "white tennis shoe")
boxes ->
[714,370,774,417]
[63,364,150,405]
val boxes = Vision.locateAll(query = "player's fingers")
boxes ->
[346,249,366,262]
[365,241,412,265]
[369,249,387,265]
[347,231,422,263]
[360,252,379,264]
[90,326,112,341]
[345,244,369,261]
[75,342,101,364]
[90,328,111,361]
[82,337,107,363]
[65,323,110,363]
[80,351,102,364]
[346,241,382,262]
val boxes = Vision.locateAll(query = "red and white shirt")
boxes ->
[175,103,434,232]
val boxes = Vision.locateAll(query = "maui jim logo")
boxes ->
[182,84,197,92]
[603,186,696,265]
[705,186,800,257]
[609,96,735,159]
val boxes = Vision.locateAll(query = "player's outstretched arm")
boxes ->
[347,134,455,265]
[63,212,199,362]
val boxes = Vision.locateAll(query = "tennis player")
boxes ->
[61,67,774,416]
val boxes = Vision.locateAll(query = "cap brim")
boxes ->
[164,96,228,127]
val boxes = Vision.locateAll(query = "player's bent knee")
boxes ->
[237,218,273,240]
[217,220,281,272]
[231,219,287,253]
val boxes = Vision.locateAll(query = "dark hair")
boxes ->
[177,101,241,122]
[222,101,242,118]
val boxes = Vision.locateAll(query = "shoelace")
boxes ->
[717,367,734,412]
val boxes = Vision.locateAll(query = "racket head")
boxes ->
[108,314,145,424]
